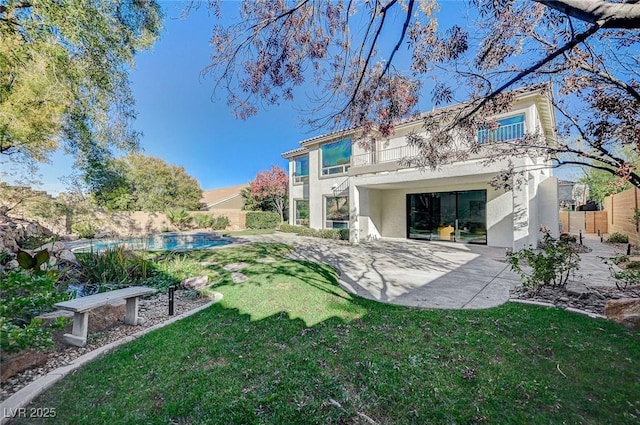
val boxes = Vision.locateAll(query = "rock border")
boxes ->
[0,293,223,425]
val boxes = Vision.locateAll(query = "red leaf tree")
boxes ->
[251,165,289,222]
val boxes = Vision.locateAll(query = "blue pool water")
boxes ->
[72,232,232,253]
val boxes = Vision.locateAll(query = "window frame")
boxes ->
[320,139,352,177]
[324,195,349,229]
[293,155,309,184]
[294,199,309,227]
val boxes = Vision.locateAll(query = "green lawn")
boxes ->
[17,243,640,424]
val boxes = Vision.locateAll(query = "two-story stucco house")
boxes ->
[281,86,559,249]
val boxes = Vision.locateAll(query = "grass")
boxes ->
[16,243,640,424]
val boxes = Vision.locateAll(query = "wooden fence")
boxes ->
[604,187,640,246]
[559,211,608,235]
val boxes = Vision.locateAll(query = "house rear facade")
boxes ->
[282,87,559,249]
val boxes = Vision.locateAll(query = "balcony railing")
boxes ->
[351,144,420,167]
[351,122,526,169]
[477,121,525,144]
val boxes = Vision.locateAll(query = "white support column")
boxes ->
[125,297,139,325]
[349,184,360,245]
[512,176,530,251]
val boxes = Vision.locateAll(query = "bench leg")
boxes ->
[125,297,139,325]
[63,312,88,347]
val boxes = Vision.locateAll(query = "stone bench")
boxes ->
[55,286,157,347]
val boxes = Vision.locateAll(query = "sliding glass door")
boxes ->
[407,190,487,244]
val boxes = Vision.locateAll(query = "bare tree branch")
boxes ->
[455,23,601,126]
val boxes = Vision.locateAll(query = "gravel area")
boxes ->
[1,290,211,402]
[511,285,640,315]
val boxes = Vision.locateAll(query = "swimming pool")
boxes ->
[71,232,233,253]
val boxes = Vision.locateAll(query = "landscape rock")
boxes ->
[182,275,210,291]
[0,216,52,254]
[566,284,590,299]
[231,272,248,283]
[605,298,640,328]
[57,249,78,264]
[223,262,250,272]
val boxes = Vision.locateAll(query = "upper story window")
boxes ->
[321,139,351,176]
[477,114,525,144]
[293,155,309,183]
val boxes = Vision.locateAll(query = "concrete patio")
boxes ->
[244,232,624,309]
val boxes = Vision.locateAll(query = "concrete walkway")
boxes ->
[570,234,626,288]
[241,233,624,310]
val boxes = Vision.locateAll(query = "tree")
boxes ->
[251,165,289,221]
[578,149,640,203]
[88,153,203,212]
[0,1,162,169]
[202,0,640,189]
[241,185,271,212]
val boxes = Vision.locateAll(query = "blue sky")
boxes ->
[13,1,573,195]
[34,2,307,194]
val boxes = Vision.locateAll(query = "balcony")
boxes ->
[350,120,526,174]
[477,120,525,144]
[351,144,420,168]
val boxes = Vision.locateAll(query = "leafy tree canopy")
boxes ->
[0,0,162,170]
[88,153,203,212]
[202,0,640,188]
[251,165,288,221]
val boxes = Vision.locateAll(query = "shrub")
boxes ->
[278,224,349,240]
[559,233,577,243]
[0,270,69,357]
[166,208,192,230]
[246,211,280,229]
[72,221,99,239]
[212,215,230,230]
[193,213,214,229]
[75,245,145,290]
[142,252,212,290]
[507,228,580,294]
[20,235,57,250]
[625,261,640,270]
[611,268,640,290]
[278,223,301,233]
[607,232,629,244]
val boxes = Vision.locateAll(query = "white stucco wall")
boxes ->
[284,91,558,248]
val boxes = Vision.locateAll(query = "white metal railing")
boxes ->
[351,144,420,167]
[477,121,525,143]
[332,177,350,194]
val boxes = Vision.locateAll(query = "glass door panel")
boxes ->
[408,194,438,240]
[407,190,486,244]
[456,191,487,244]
